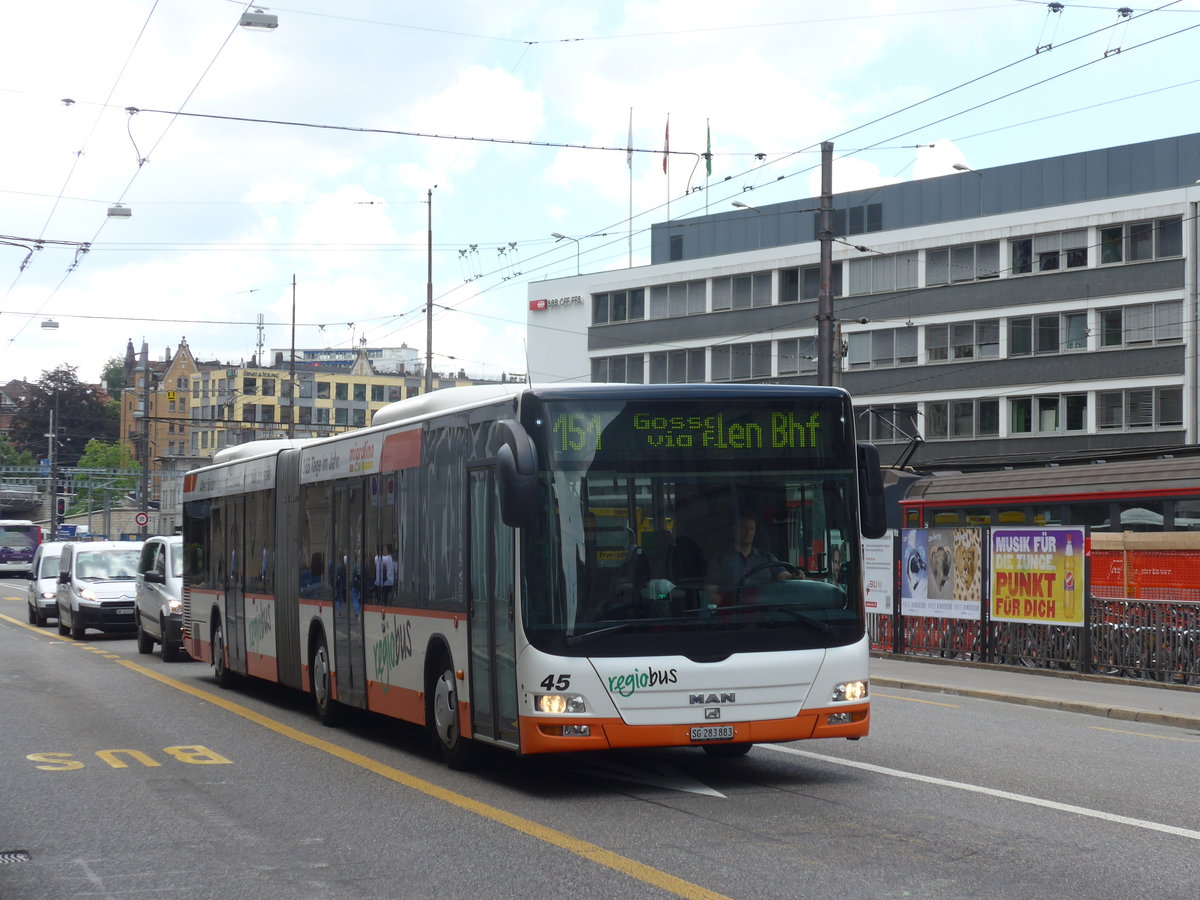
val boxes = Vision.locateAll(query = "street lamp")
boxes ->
[551,233,581,275]
[731,200,760,213]
[240,8,278,29]
[952,163,984,216]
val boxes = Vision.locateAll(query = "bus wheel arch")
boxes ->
[211,611,234,688]
[424,638,476,769]
[309,625,343,727]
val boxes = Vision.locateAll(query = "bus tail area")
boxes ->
[182,384,885,766]
[0,519,41,577]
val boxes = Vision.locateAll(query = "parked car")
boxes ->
[135,535,186,661]
[56,541,143,639]
[26,541,66,627]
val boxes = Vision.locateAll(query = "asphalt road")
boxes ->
[2,582,1198,899]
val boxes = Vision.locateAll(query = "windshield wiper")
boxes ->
[565,622,636,646]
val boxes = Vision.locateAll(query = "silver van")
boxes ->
[26,541,67,627]
[135,535,186,661]
[57,540,143,639]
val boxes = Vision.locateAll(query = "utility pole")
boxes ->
[288,274,296,439]
[817,141,835,386]
[46,404,57,539]
[424,187,435,395]
[138,342,150,540]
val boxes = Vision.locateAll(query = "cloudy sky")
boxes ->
[2,0,1198,387]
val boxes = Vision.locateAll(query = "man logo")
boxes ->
[704,708,721,720]
[689,692,735,704]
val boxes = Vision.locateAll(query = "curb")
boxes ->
[871,677,1200,732]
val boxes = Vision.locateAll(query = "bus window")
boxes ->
[1173,498,1200,531]
[1119,501,1164,531]
[997,508,1027,525]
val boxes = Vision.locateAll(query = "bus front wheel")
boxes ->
[429,659,476,770]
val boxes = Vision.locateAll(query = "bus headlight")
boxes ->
[832,681,867,702]
[534,694,587,714]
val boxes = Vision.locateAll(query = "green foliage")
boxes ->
[0,434,35,466]
[9,365,119,465]
[70,439,140,513]
[100,356,125,396]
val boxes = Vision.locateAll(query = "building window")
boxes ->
[847,327,918,369]
[1009,312,1086,356]
[353,409,367,427]
[335,383,348,401]
[317,382,330,400]
[353,383,366,402]
[261,379,276,397]
[647,349,705,384]
[649,281,704,318]
[592,354,645,383]
[371,385,384,402]
[1099,217,1183,264]
[593,289,646,325]
[859,404,919,443]
[315,408,330,425]
[335,408,348,426]
[780,263,843,302]
[928,398,998,439]
[711,273,770,311]
[926,320,998,363]
[1097,387,1182,431]
[242,377,257,396]
[1098,301,1183,347]
[777,337,817,375]
[926,242,1000,286]
[711,342,770,381]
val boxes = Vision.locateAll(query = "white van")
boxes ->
[26,541,67,627]
[56,540,143,639]
[135,535,186,661]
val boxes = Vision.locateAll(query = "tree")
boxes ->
[0,434,35,466]
[100,356,125,396]
[71,439,140,514]
[9,365,118,467]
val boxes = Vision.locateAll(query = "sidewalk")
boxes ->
[870,653,1200,731]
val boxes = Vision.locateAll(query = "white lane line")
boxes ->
[763,744,1200,841]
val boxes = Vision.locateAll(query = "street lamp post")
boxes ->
[425,188,435,395]
[817,141,836,386]
[551,233,581,275]
[953,162,984,216]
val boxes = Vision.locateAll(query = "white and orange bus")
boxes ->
[181,382,886,766]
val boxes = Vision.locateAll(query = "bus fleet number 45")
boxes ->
[540,674,571,690]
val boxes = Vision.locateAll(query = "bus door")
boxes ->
[332,482,367,708]
[467,467,519,747]
[225,497,247,675]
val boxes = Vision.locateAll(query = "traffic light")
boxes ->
[56,497,66,517]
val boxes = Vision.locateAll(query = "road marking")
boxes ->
[763,744,1200,841]
[115,657,729,900]
[1089,725,1200,744]
[1,612,727,896]
[873,691,960,708]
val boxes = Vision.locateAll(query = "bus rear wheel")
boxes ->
[212,621,235,688]
[429,659,476,769]
[311,634,343,727]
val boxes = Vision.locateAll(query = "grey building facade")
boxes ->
[528,132,1200,471]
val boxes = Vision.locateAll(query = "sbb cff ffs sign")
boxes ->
[530,296,583,311]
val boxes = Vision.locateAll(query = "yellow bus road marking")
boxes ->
[117,658,730,900]
[873,691,960,708]
[1089,725,1200,744]
[0,614,726,899]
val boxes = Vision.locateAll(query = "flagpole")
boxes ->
[705,118,711,215]
[628,107,633,268]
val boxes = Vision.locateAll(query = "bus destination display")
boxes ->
[543,402,837,464]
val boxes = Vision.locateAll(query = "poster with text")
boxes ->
[862,531,895,615]
[902,527,982,620]
[990,527,1085,626]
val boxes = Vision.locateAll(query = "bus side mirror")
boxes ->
[493,419,539,529]
[857,442,888,539]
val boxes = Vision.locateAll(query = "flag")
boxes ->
[706,120,712,177]
[663,115,669,174]
[627,109,633,170]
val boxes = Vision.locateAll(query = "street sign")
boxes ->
[134,512,149,527]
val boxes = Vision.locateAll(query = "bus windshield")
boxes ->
[521,395,862,659]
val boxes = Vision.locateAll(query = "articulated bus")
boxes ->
[181,383,886,766]
[0,519,41,577]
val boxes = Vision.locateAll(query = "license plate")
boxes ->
[115,608,133,615]
[690,725,734,742]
